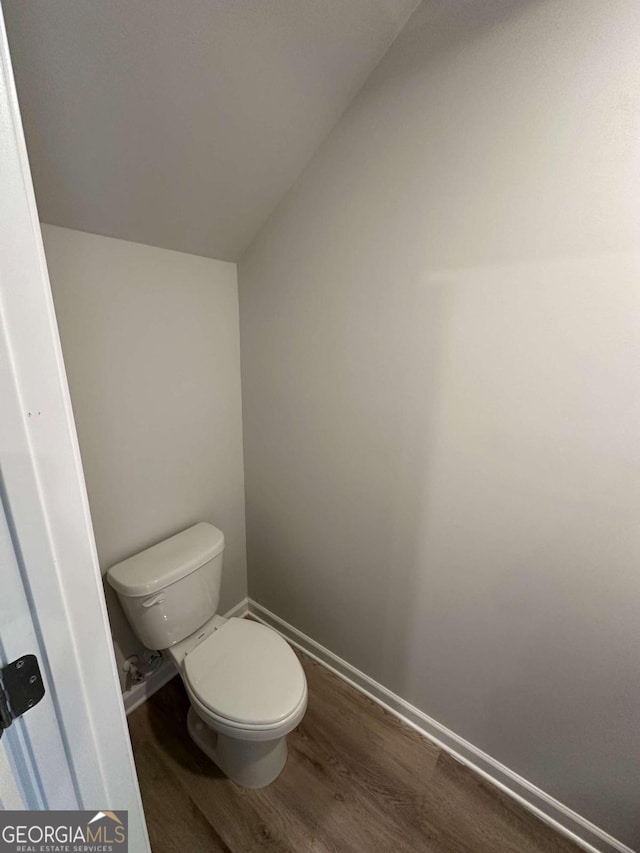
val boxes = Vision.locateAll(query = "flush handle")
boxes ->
[142,594,165,608]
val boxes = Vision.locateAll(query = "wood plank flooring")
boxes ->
[128,649,583,853]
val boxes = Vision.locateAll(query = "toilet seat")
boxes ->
[187,682,308,742]
[183,618,306,728]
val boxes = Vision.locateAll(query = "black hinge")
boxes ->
[0,655,45,738]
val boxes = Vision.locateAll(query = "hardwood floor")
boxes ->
[128,650,583,853]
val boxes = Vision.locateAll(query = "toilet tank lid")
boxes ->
[106,522,224,598]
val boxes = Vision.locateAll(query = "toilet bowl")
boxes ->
[170,616,307,787]
[107,523,307,788]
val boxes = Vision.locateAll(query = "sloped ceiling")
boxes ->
[3,0,420,261]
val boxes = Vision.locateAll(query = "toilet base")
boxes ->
[187,707,288,788]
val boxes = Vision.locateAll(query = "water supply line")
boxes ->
[123,650,163,687]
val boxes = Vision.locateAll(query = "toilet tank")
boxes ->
[107,522,225,650]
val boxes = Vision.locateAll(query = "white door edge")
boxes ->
[0,6,149,849]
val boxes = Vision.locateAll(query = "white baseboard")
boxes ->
[122,597,250,715]
[248,599,633,853]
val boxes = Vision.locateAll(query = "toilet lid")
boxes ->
[183,618,306,726]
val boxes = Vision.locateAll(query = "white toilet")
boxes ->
[107,522,307,788]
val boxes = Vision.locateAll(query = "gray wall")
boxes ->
[42,226,247,685]
[238,0,640,846]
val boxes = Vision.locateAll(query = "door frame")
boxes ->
[0,8,149,848]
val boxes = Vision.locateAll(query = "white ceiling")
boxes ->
[3,0,420,261]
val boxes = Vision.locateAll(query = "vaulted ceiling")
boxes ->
[3,0,420,261]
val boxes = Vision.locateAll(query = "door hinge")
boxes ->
[0,655,45,738]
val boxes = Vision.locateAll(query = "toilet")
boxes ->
[107,522,307,788]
